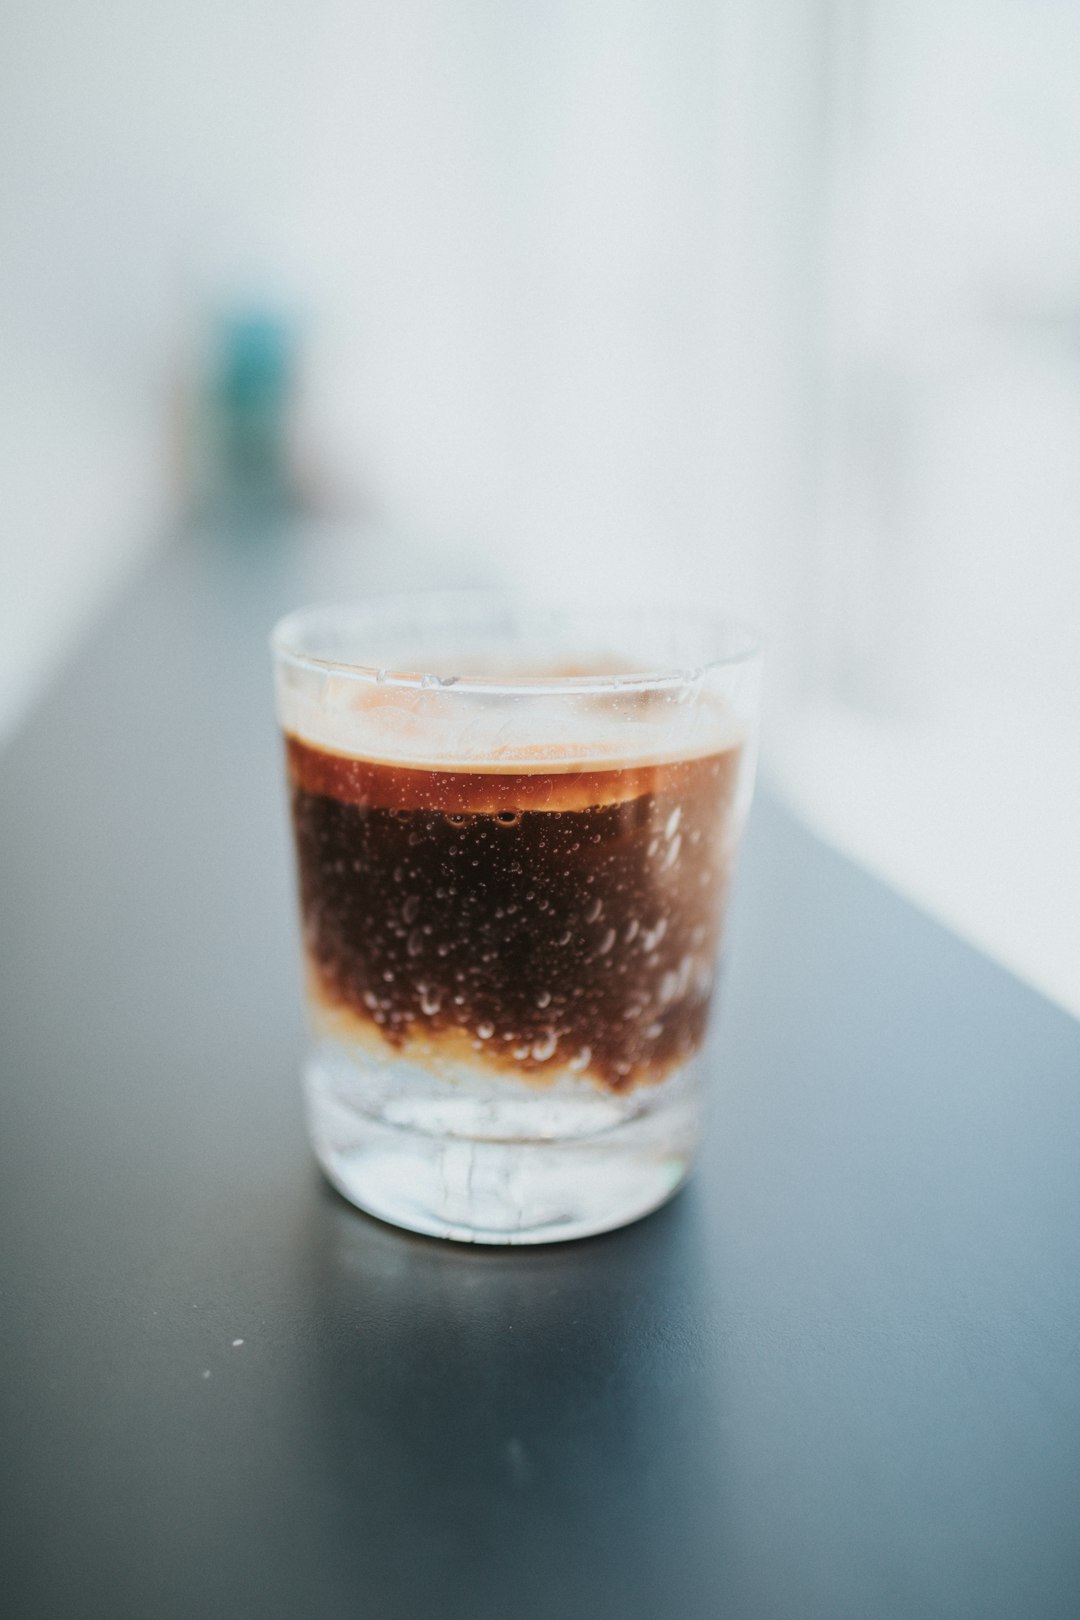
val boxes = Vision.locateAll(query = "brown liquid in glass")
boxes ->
[286,734,742,1091]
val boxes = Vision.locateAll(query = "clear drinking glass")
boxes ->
[272,593,762,1243]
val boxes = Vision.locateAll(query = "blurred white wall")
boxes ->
[0,0,817,736]
[776,0,1080,1016]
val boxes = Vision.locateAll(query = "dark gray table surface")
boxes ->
[2,534,1079,1620]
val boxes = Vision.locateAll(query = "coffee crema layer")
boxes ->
[286,733,742,1092]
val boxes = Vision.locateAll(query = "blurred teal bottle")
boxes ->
[186,305,303,533]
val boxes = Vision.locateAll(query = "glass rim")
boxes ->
[271,590,764,697]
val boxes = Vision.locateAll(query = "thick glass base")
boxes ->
[303,1038,701,1244]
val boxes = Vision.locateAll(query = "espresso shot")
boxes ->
[286,735,742,1094]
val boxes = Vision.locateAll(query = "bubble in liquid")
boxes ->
[555,930,572,947]
[531,1031,557,1062]
[647,839,659,859]
[496,810,521,826]
[596,927,616,955]
[568,1046,591,1072]
[407,928,423,956]
[383,969,395,983]
[659,971,678,1004]
[513,1044,531,1061]
[446,813,467,829]
[624,918,639,944]
[402,895,421,924]
[436,941,451,956]
[420,672,440,690]
[662,834,682,870]
[477,1021,494,1040]
[536,988,551,1009]
[584,897,603,924]
[665,806,682,839]
[645,1021,664,1040]
[419,985,442,1016]
[363,990,379,1011]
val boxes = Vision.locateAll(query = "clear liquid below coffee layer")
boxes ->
[285,722,743,1242]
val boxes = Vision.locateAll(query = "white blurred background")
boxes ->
[1,0,1077,1015]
